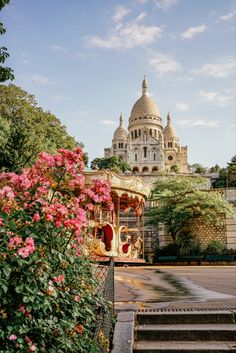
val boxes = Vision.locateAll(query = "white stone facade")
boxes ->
[104,78,189,174]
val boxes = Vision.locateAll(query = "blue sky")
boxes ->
[1,0,236,168]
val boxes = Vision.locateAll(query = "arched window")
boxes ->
[153,153,156,161]
[152,166,158,172]
[143,146,147,158]
[135,153,138,162]
[132,166,139,173]
[142,166,149,173]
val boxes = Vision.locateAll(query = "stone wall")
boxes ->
[188,217,226,247]
[226,205,236,249]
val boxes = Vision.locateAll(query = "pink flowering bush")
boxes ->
[0,147,113,352]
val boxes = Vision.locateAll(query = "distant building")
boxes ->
[104,78,189,174]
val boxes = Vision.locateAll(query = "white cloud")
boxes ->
[217,9,236,22]
[53,94,70,103]
[51,45,67,53]
[197,57,236,78]
[21,58,30,65]
[177,119,219,127]
[199,90,234,106]
[153,0,179,11]
[176,101,189,111]
[149,53,181,76]
[181,25,207,38]
[112,5,130,22]
[100,120,116,126]
[31,74,51,85]
[88,14,162,49]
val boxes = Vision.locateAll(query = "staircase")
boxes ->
[133,308,236,353]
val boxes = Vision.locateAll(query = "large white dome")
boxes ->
[128,78,162,131]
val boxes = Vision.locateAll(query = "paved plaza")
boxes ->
[115,266,236,311]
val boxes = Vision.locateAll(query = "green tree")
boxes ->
[91,155,131,173]
[227,154,236,187]
[213,155,236,188]
[0,84,82,171]
[191,163,206,174]
[0,0,14,82]
[170,164,179,173]
[147,176,234,241]
[209,164,221,173]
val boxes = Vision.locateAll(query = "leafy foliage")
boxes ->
[0,85,84,172]
[175,232,201,256]
[205,240,225,255]
[147,176,234,240]
[0,1,14,82]
[91,155,131,173]
[0,147,113,352]
[190,163,206,174]
[213,155,236,188]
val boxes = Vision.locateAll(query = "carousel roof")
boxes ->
[83,170,150,201]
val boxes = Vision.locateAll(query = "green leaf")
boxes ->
[2,263,11,278]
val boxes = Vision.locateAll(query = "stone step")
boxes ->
[137,311,236,325]
[133,340,236,353]
[135,324,236,341]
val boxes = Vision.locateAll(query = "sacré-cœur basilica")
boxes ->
[104,77,189,175]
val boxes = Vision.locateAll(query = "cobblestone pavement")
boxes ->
[114,266,236,311]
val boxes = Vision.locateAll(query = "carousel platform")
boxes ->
[90,256,147,265]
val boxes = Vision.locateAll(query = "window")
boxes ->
[135,130,137,139]
[119,143,123,149]
[143,146,147,158]
[135,153,138,162]
[131,131,133,139]
[168,142,173,148]
[139,129,141,136]
[142,166,149,173]
[168,155,173,161]
[153,153,156,161]
[132,166,139,173]
[113,144,116,149]
[150,129,152,136]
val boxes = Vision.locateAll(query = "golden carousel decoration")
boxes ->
[83,171,150,261]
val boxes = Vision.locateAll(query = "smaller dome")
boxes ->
[163,113,178,139]
[113,113,129,140]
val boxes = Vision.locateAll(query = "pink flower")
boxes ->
[0,217,4,226]
[53,275,64,283]
[74,295,80,302]
[45,214,53,221]
[9,334,17,340]
[29,344,36,352]
[87,203,94,211]
[8,235,22,250]
[32,213,40,222]
[17,237,35,258]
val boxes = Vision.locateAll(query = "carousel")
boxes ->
[84,170,150,262]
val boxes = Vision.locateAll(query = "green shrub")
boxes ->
[0,148,113,353]
[206,240,225,255]
[176,232,202,256]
